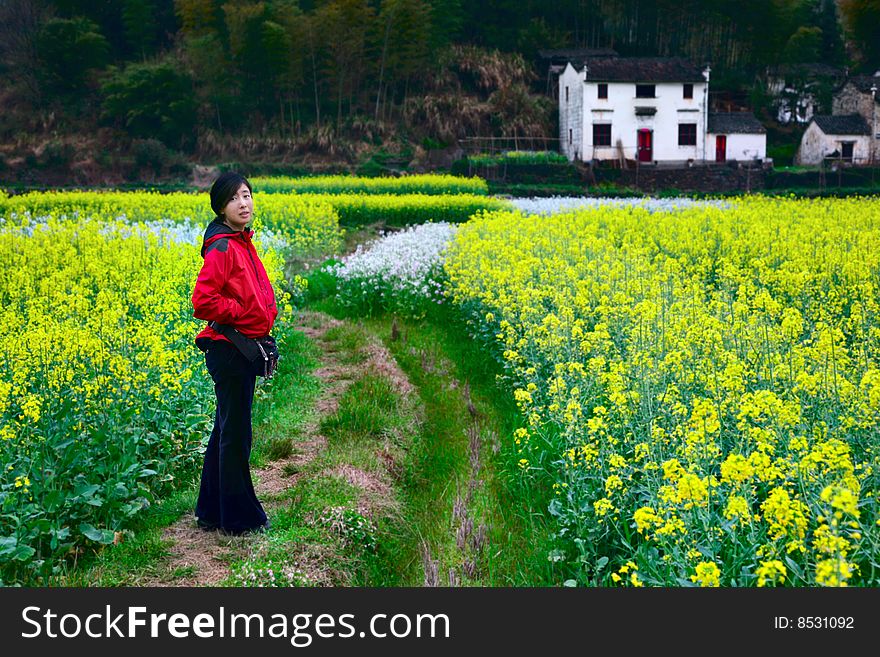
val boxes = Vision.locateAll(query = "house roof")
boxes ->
[708,112,766,134]
[811,114,871,135]
[577,57,706,83]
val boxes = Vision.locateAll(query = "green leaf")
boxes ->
[0,537,36,561]
[184,414,206,428]
[784,555,804,581]
[53,438,75,452]
[43,490,66,513]
[73,483,100,499]
[596,556,609,570]
[12,544,36,561]
[563,579,577,587]
[49,526,71,551]
[80,523,115,544]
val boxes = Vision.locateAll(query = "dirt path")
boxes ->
[144,310,415,587]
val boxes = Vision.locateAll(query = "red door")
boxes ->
[637,129,653,162]
[715,135,727,162]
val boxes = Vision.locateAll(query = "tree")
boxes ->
[783,26,822,64]
[374,0,432,119]
[265,0,308,133]
[426,0,463,52]
[174,0,221,37]
[315,0,376,126]
[817,0,845,65]
[839,0,880,68]
[122,0,160,59]
[0,0,47,102]
[101,59,198,148]
[36,17,110,93]
[221,1,305,118]
[180,31,240,131]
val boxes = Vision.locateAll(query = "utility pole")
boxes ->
[702,65,711,165]
[871,82,877,174]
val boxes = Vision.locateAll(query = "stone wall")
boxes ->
[610,163,766,193]
[833,83,880,162]
[833,83,874,121]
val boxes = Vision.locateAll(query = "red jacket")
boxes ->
[192,219,278,349]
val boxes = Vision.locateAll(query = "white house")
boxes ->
[795,114,872,165]
[559,57,713,164]
[707,113,767,162]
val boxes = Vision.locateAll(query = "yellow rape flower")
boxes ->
[720,453,754,485]
[724,495,751,525]
[690,561,721,587]
[756,560,786,587]
[814,558,855,587]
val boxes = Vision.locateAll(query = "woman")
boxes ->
[191,172,278,535]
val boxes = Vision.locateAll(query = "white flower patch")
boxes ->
[330,222,457,308]
[97,218,289,252]
[510,196,731,216]
[1,212,288,253]
[97,218,203,246]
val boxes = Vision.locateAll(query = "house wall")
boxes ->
[559,64,584,161]
[796,123,826,165]
[706,133,766,161]
[580,80,708,163]
[796,122,871,165]
[833,82,880,162]
[833,83,875,120]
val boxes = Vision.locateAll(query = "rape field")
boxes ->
[5,182,879,588]
[0,194,315,584]
[0,190,342,257]
[0,214,300,584]
[442,196,880,587]
[0,177,503,585]
[250,174,488,195]
[326,195,880,586]
[0,189,508,233]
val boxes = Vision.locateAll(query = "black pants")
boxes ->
[195,340,267,534]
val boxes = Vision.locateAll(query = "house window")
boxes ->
[683,83,693,99]
[593,124,611,147]
[635,84,655,98]
[565,86,569,102]
[598,83,608,99]
[678,123,697,146]
[569,128,572,145]
[841,142,854,159]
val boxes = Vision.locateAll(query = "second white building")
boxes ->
[559,57,766,165]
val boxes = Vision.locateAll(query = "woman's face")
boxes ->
[222,183,253,231]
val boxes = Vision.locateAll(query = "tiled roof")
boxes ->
[708,112,766,134]
[578,57,706,83]
[812,114,871,135]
